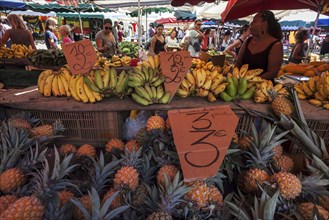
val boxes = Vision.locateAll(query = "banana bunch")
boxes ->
[0,46,14,59]
[38,67,72,97]
[11,44,35,58]
[69,75,103,103]
[131,85,171,106]
[227,64,263,80]
[176,68,228,103]
[94,56,111,69]
[83,67,129,99]
[128,55,164,88]
[191,59,230,75]
[110,55,123,67]
[295,72,329,109]
[219,76,256,102]
[253,81,286,103]
[121,56,131,66]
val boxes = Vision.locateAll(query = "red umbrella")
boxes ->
[171,0,215,7]
[156,17,177,24]
[221,0,329,21]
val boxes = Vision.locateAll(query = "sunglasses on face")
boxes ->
[104,26,112,30]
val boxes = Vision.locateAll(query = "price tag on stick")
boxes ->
[62,39,97,75]
[159,51,192,102]
[168,106,239,181]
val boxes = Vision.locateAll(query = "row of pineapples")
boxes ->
[1,86,329,220]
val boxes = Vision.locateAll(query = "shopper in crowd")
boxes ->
[118,25,123,43]
[148,23,155,39]
[201,28,211,52]
[177,27,184,40]
[165,29,179,48]
[208,29,216,50]
[112,21,119,43]
[236,10,283,80]
[0,18,11,47]
[220,30,232,51]
[288,29,308,64]
[320,34,329,55]
[149,24,166,55]
[44,17,58,49]
[225,24,251,59]
[95,19,118,56]
[182,19,204,57]
[1,14,36,49]
[59,25,72,44]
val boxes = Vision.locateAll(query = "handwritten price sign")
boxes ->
[159,51,191,101]
[168,106,238,181]
[62,40,97,75]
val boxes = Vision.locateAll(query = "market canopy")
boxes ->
[57,12,104,19]
[171,0,215,7]
[0,0,26,12]
[10,10,56,17]
[174,10,196,20]
[94,0,172,8]
[25,2,109,13]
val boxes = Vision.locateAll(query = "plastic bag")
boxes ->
[122,110,152,141]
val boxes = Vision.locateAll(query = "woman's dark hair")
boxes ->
[103,19,112,25]
[224,30,231,36]
[260,10,283,40]
[204,28,211,35]
[295,29,308,43]
[156,24,164,29]
[239,24,250,35]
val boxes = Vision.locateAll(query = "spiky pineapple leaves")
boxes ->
[225,190,280,220]
[71,187,129,220]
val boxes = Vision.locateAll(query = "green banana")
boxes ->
[94,70,104,90]
[103,69,111,88]
[227,81,237,97]
[156,86,164,100]
[148,68,154,82]
[128,80,143,88]
[131,93,152,106]
[135,86,151,101]
[151,86,157,101]
[134,68,145,81]
[238,78,248,95]
[109,68,118,90]
[232,76,239,89]
[144,85,154,100]
[115,71,127,93]
[150,74,160,84]
[219,91,234,102]
[152,75,166,87]
[240,86,256,100]
[160,91,171,104]
[83,75,101,93]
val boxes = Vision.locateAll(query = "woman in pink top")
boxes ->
[59,25,72,44]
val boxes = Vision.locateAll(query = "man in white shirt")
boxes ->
[184,19,204,57]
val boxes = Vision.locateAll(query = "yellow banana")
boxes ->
[294,85,306,95]
[76,76,89,103]
[181,79,190,91]
[176,88,190,98]
[298,93,307,100]
[210,77,221,91]
[273,84,283,92]
[196,88,209,97]
[308,99,323,107]
[323,103,329,110]
[203,77,212,90]
[207,92,217,102]
[232,67,240,78]
[103,69,111,88]
[83,82,96,103]
[147,55,155,70]
[60,68,72,82]
[254,96,267,103]
[254,89,267,99]
[302,81,313,96]
[92,91,102,101]
[57,75,66,96]
[38,70,53,94]
[314,92,325,101]
[43,74,55,97]
[186,72,196,85]
[51,75,60,97]
[308,77,316,93]
[154,54,160,69]
[69,75,81,101]
[109,68,118,90]
[278,88,289,95]
[196,69,206,87]
[213,83,228,95]
[59,75,70,97]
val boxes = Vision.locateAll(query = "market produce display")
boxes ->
[294,72,329,109]
[118,41,139,58]
[0,44,35,59]
[29,49,67,66]
[278,62,329,77]
[94,55,132,68]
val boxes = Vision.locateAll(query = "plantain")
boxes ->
[219,91,233,102]
[237,78,248,95]
[240,86,256,100]
[83,75,101,93]
[131,93,151,106]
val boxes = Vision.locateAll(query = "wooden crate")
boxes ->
[4,108,129,147]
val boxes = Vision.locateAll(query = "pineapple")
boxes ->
[320,196,329,211]
[30,120,64,138]
[232,132,239,144]
[273,155,294,172]
[146,115,165,131]
[240,168,270,192]
[298,202,329,220]
[135,127,147,145]
[270,172,302,200]
[57,190,74,207]
[184,180,210,208]
[0,168,25,193]
[268,90,294,117]
[76,144,96,158]
[0,148,77,220]
[59,144,77,155]
[114,149,142,192]
[207,185,223,208]
[125,139,140,152]
[239,136,252,150]
[132,183,148,208]
[156,165,178,186]
[147,211,172,220]
[105,138,125,152]
[71,188,129,220]
[8,117,31,130]
[114,166,139,191]
[272,144,283,157]
[102,188,122,208]
[0,195,17,214]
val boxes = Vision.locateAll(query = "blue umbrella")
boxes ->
[0,0,26,11]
